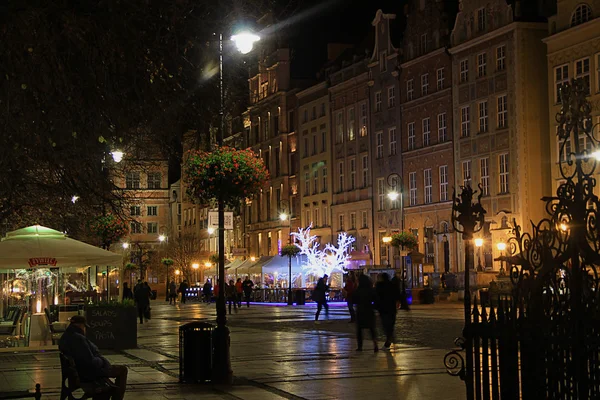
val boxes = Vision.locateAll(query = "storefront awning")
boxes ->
[0,225,123,269]
[261,255,305,275]
[248,256,273,274]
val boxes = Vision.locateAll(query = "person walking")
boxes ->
[375,273,398,348]
[353,274,378,352]
[235,278,243,308]
[133,281,150,324]
[226,280,238,314]
[344,272,357,323]
[313,274,330,321]
[122,282,133,301]
[169,281,177,305]
[242,276,254,307]
[202,279,212,303]
[391,272,410,311]
[178,280,189,304]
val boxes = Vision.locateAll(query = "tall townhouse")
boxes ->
[297,82,334,245]
[449,0,549,272]
[399,0,458,281]
[368,10,403,267]
[544,1,600,194]
[243,46,299,258]
[329,51,374,269]
[113,144,170,285]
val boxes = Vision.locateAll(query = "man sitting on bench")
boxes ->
[58,316,128,400]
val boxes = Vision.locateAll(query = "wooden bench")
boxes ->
[0,384,41,400]
[59,353,115,400]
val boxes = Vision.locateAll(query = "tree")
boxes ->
[166,233,202,282]
[0,0,301,237]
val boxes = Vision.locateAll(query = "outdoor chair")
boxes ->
[59,353,116,400]
[0,383,41,400]
[5,312,28,347]
[45,308,66,345]
[0,308,22,346]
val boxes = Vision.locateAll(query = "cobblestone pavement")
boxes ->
[0,301,466,399]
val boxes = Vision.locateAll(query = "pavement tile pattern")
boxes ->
[0,301,466,399]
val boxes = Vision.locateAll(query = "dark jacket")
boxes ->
[134,285,150,307]
[203,282,212,295]
[242,279,254,294]
[122,286,133,300]
[375,280,398,314]
[169,282,177,295]
[353,281,377,329]
[313,278,329,303]
[58,325,111,382]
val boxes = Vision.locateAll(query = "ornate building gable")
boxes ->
[550,0,599,33]
[403,0,455,61]
[451,0,514,46]
[370,9,398,64]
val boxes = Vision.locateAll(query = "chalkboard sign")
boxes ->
[85,306,137,350]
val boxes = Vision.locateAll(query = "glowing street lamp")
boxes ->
[474,238,484,248]
[382,236,393,266]
[110,150,124,163]
[279,212,288,222]
[387,192,399,201]
[122,242,129,249]
[71,195,79,203]
[158,234,166,243]
[560,223,568,232]
[207,227,216,235]
[250,256,256,262]
[231,32,260,54]
[474,238,484,270]
[382,236,392,244]
[497,242,507,274]
[204,262,212,268]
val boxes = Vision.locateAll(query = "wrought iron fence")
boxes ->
[445,80,600,399]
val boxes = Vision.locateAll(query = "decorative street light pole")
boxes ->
[496,242,506,275]
[386,172,408,308]
[212,31,260,384]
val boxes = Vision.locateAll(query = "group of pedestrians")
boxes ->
[220,276,255,314]
[124,279,154,325]
[344,271,405,352]
[168,280,190,304]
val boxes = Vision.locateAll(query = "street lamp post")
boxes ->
[382,236,392,266]
[159,234,168,301]
[278,199,293,306]
[192,263,200,285]
[386,172,408,310]
[212,30,260,384]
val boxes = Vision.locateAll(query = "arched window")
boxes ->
[571,4,592,26]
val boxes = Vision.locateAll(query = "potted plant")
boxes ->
[391,231,418,255]
[85,300,137,350]
[88,214,129,249]
[183,146,269,207]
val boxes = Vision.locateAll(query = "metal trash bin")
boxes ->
[179,322,215,383]
[295,290,306,305]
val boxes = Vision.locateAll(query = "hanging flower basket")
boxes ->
[88,214,128,249]
[391,231,418,251]
[209,254,220,265]
[161,258,174,266]
[183,146,269,208]
[281,244,300,257]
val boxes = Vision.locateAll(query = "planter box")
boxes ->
[85,306,137,350]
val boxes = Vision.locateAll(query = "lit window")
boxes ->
[554,64,569,103]
[571,4,592,26]
[422,118,431,146]
[477,53,487,77]
[389,127,397,156]
[378,178,385,211]
[408,122,415,150]
[496,45,506,71]
[421,73,429,96]
[438,113,447,142]
[409,172,417,206]
[480,158,489,196]
[477,8,486,32]
[497,95,508,128]
[388,86,396,108]
[460,59,469,83]
[461,106,470,138]
[478,101,488,133]
[424,169,432,204]
[407,79,414,101]
[437,68,445,90]
[439,165,448,201]
[575,58,590,94]
[499,153,509,194]
[462,160,471,187]
[348,107,356,141]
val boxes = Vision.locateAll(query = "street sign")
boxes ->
[208,211,234,230]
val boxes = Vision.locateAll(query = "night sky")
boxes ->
[277,0,408,78]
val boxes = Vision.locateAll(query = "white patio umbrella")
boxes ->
[0,225,122,268]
